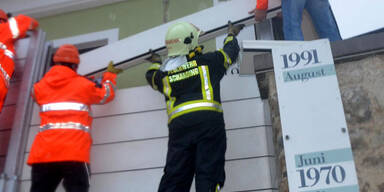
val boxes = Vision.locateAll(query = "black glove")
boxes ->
[86,76,103,88]
[227,20,245,36]
[188,45,204,59]
[146,49,162,63]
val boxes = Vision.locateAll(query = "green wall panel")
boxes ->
[38,0,164,40]
[117,62,152,89]
[167,0,213,21]
[116,38,216,89]
[39,0,217,89]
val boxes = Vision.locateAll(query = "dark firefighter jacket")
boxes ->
[145,35,240,124]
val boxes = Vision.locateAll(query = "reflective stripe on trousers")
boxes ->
[40,122,90,132]
[215,184,221,192]
[0,42,14,87]
[0,42,15,59]
[0,63,10,87]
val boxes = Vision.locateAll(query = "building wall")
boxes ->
[20,72,278,192]
[36,0,216,89]
[265,53,384,192]
[37,0,213,41]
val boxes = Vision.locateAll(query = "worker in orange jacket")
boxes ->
[28,44,123,192]
[0,9,39,112]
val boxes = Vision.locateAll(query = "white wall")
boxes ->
[329,0,384,39]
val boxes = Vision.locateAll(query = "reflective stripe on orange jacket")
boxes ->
[256,0,268,10]
[27,65,116,164]
[0,14,39,111]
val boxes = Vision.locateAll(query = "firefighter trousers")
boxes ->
[158,111,226,192]
[30,162,90,192]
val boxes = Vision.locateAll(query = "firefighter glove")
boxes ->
[188,45,204,59]
[194,45,204,54]
[227,20,245,36]
[146,49,162,64]
[107,61,123,74]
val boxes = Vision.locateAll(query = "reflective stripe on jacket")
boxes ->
[39,102,91,132]
[27,65,116,164]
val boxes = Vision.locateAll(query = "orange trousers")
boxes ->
[0,54,14,113]
[0,78,7,113]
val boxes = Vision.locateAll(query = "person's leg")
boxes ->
[158,124,196,192]
[282,0,307,40]
[30,163,63,192]
[62,162,90,192]
[194,118,227,192]
[305,0,342,41]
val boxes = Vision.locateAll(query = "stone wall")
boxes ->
[264,53,384,192]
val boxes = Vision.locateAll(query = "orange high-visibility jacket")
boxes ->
[0,15,39,111]
[27,65,117,164]
[256,0,268,10]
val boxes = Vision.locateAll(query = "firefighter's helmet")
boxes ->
[53,44,80,65]
[165,22,202,57]
[0,9,8,21]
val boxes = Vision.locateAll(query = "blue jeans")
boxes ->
[282,0,341,41]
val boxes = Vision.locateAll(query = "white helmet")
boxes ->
[165,22,202,57]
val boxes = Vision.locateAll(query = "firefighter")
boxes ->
[145,21,244,192]
[0,9,39,112]
[28,44,122,192]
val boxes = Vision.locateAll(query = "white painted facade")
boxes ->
[20,74,277,191]
[0,1,282,191]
